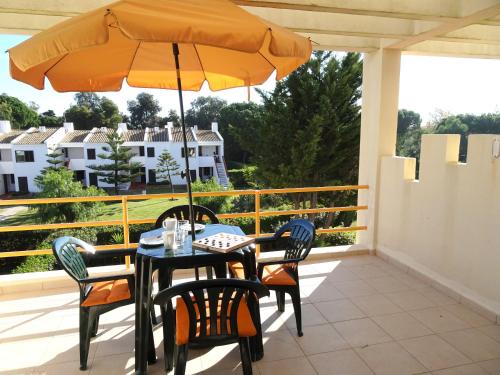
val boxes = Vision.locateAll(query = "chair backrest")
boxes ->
[52,236,91,283]
[153,279,269,343]
[154,204,219,228]
[274,219,315,261]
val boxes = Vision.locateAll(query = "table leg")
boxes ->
[244,250,264,361]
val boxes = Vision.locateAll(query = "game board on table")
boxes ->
[192,232,255,253]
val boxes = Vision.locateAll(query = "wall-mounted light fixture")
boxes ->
[492,137,500,160]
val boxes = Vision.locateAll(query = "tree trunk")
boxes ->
[168,169,175,200]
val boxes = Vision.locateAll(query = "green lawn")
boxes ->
[0,185,189,226]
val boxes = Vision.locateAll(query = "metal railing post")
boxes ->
[122,196,131,269]
[254,190,261,256]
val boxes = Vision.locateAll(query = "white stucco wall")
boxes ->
[377,134,500,314]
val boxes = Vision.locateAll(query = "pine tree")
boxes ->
[156,149,181,196]
[35,147,66,185]
[88,131,143,195]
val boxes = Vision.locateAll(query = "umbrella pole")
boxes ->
[172,43,196,243]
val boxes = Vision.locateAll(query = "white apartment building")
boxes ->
[0,120,228,194]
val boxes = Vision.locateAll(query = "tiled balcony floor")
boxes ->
[1,255,500,375]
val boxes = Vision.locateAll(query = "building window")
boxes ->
[147,147,155,158]
[181,147,196,158]
[198,146,202,156]
[18,177,28,192]
[15,150,34,163]
[88,173,98,187]
[63,148,68,158]
[139,146,145,156]
[74,170,85,182]
[87,148,96,160]
[148,169,156,183]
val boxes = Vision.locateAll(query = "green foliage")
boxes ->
[39,110,63,128]
[191,178,233,213]
[12,255,56,274]
[156,150,181,194]
[0,94,40,129]
[33,168,106,223]
[127,92,161,128]
[185,96,227,129]
[111,231,124,245]
[162,109,181,127]
[88,131,144,195]
[227,165,258,189]
[218,102,264,164]
[64,92,122,130]
[314,231,356,247]
[397,109,421,135]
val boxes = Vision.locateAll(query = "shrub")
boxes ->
[314,231,356,247]
[12,255,56,274]
[191,178,233,213]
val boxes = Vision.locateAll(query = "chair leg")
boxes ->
[91,315,99,337]
[147,315,157,364]
[162,301,175,372]
[79,307,94,370]
[206,266,213,279]
[239,337,253,375]
[275,291,285,312]
[174,344,188,375]
[289,288,303,337]
[150,305,159,325]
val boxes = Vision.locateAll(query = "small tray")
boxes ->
[139,235,163,247]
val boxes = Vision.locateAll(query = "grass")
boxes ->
[0,185,189,226]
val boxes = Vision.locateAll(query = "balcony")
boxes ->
[2,255,500,374]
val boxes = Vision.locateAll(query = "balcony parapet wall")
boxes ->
[377,134,500,318]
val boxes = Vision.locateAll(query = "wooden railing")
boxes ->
[0,185,368,264]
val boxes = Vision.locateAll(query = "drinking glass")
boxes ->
[176,220,189,246]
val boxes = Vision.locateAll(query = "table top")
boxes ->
[137,224,247,259]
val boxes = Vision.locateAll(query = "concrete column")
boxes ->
[357,48,401,250]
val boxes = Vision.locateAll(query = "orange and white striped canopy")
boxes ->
[8,0,312,92]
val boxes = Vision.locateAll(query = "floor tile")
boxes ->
[257,356,316,375]
[385,291,436,311]
[295,323,349,355]
[418,287,457,306]
[35,361,90,375]
[478,325,500,344]
[334,318,392,347]
[281,302,327,330]
[350,294,403,316]
[260,330,304,362]
[477,358,500,374]
[301,282,345,303]
[325,267,360,283]
[400,335,471,371]
[314,299,366,323]
[356,341,426,375]
[372,312,433,340]
[440,328,500,361]
[432,363,489,375]
[441,304,491,327]
[349,265,389,279]
[309,348,374,375]
[409,307,470,333]
[368,276,411,294]
[335,280,378,298]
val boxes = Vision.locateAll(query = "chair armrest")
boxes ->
[255,236,289,253]
[257,258,300,278]
[89,248,137,258]
[80,273,134,284]
[254,236,276,245]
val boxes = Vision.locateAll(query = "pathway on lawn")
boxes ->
[0,205,28,222]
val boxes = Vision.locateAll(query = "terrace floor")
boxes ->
[1,255,500,375]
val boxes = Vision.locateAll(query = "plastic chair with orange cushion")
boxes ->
[52,236,153,370]
[153,278,269,375]
[229,219,315,337]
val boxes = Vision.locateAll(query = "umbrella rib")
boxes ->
[193,44,208,85]
[44,53,69,77]
[126,40,142,82]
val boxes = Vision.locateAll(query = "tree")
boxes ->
[162,109,181,127]
[185,96,227,129]
[64,92,122,130]
[0,94,40,129]
[0,102,12,121]
[88,131,143,195]
[398,109,421,135]
[34,147,65,185]
[218,102,264,165]
[127,92,161,128]
[156,150,181,195]
[39,110,63,128]
[33,168,105,224]
[236,52,363,228]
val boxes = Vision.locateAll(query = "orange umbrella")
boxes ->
[8,0,311,239]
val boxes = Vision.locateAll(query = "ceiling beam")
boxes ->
[232,0,460,23]
[388,3,500,49]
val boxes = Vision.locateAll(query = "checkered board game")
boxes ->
[192,233,255,253]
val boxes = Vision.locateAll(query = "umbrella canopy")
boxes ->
[8,0,311,92]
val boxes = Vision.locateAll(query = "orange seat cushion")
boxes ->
[81,279,131,307]
[176,296,256,345]
[229,261,296,286]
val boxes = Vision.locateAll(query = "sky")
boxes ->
[1,34,499,125]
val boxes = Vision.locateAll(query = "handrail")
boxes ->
[0,185,368,260]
